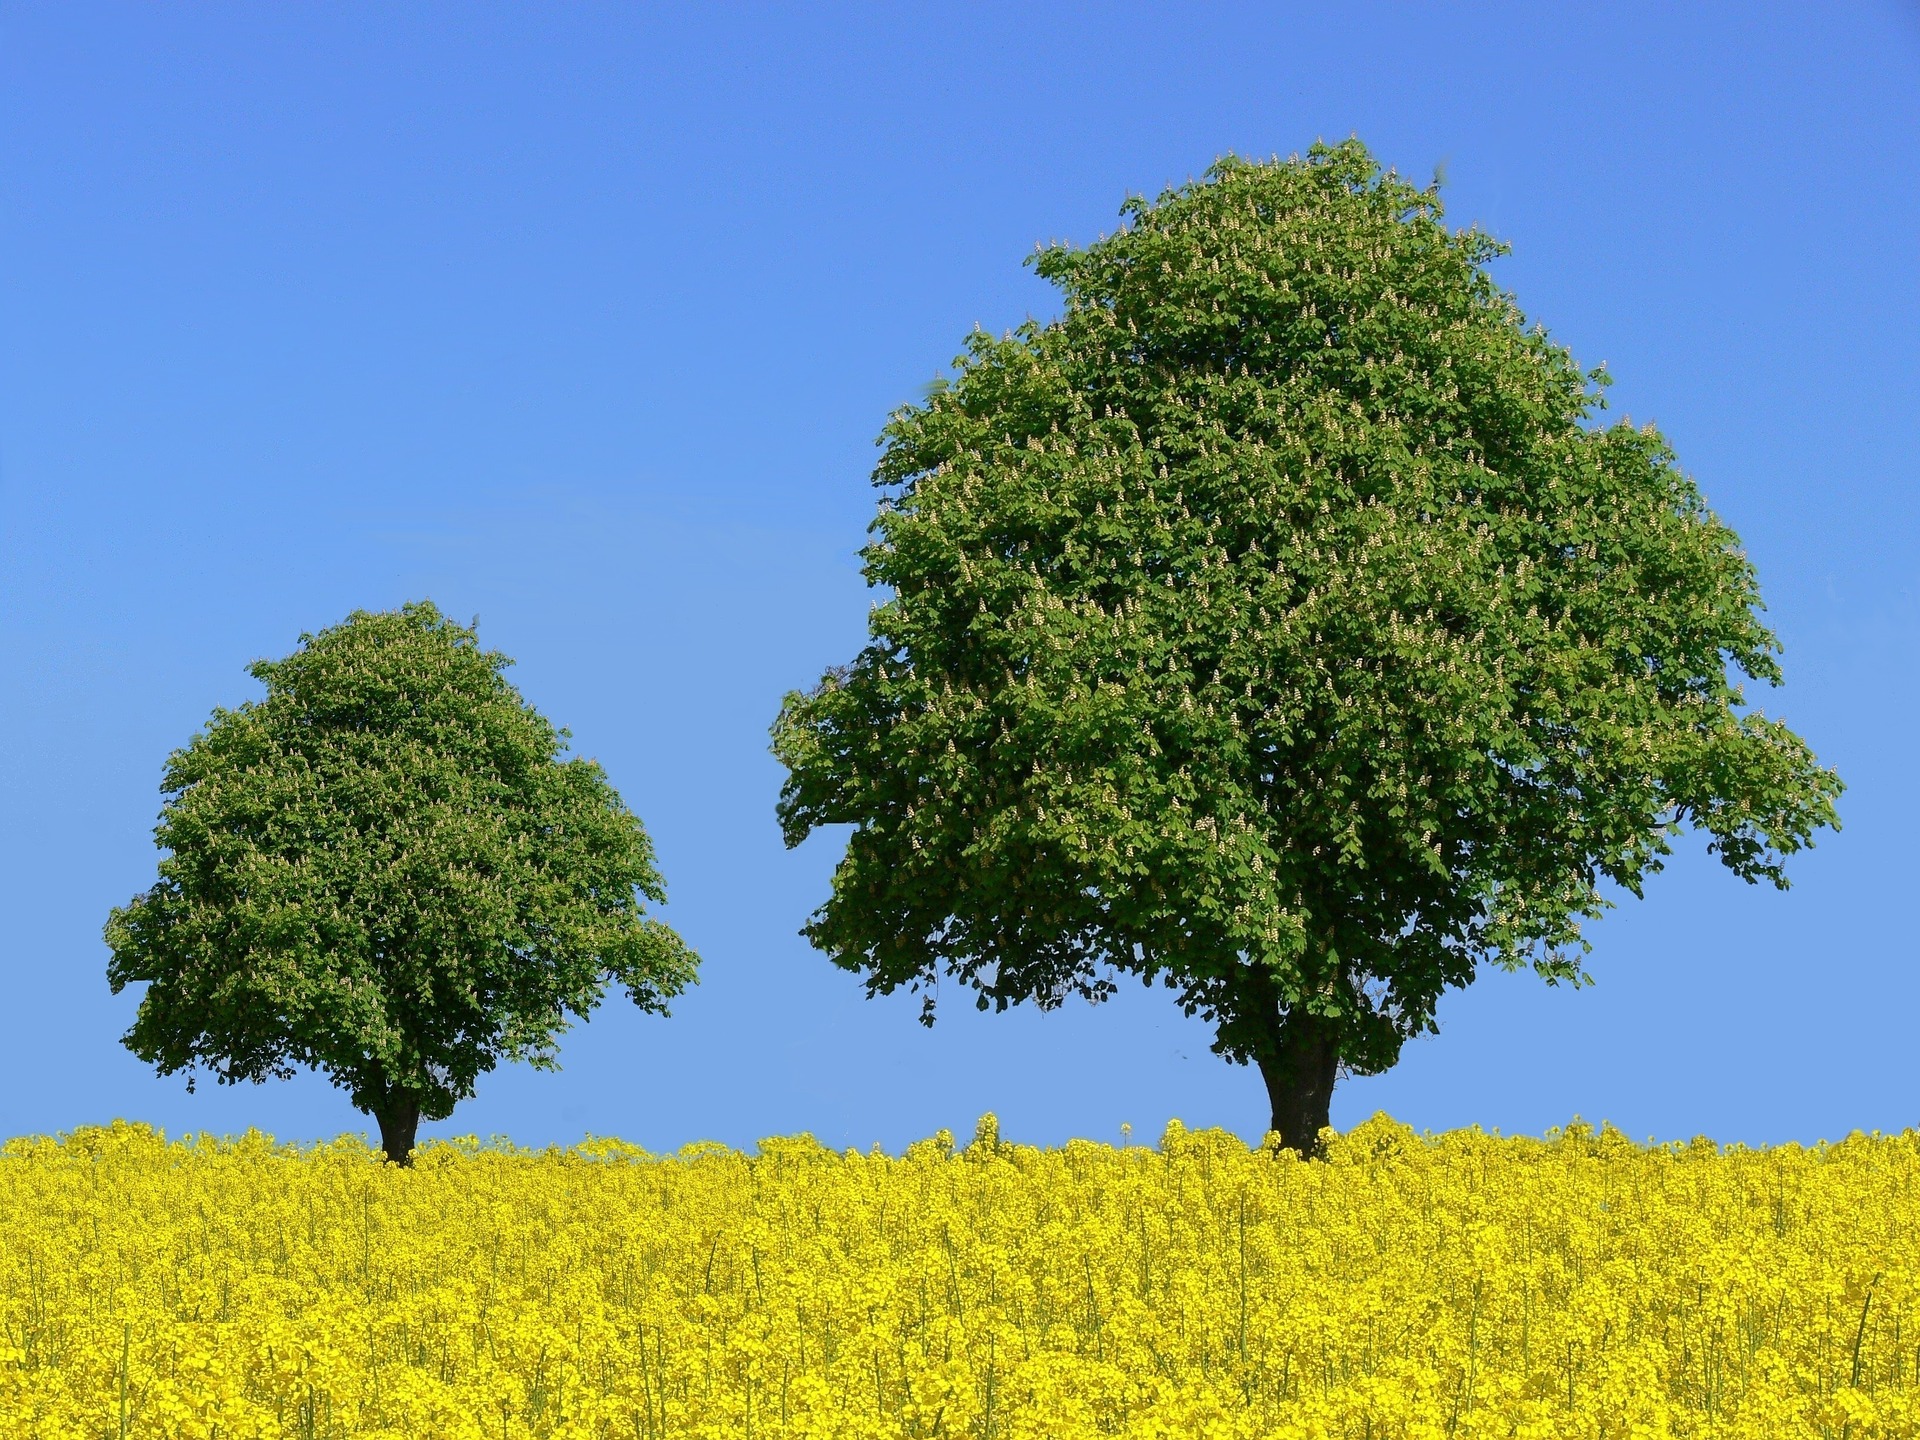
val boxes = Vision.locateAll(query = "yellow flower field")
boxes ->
[2,1114,1915,1439]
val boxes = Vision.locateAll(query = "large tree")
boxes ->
[772,141,1842,1154]
[107,602,696,1162]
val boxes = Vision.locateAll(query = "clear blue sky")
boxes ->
[3,4,1916,1153]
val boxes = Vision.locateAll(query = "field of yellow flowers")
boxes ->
[2,1114,1916,1439]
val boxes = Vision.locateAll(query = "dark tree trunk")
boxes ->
[373,1089,421,1166]
[1257,1009,1340,1157]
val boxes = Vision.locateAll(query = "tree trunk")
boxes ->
[1257,1009,1340,1157]
[373,1089,421,1166]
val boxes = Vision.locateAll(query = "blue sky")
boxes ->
[3,4,1916,1153]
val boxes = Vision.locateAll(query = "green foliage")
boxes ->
[773,140,1841,1085]
[107,602,697,1127]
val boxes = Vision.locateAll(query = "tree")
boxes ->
[106,602,697,1163]
[772,141,1842,1154]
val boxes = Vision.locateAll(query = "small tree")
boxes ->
[772,141,1842,1154]
[107,602,697,1162]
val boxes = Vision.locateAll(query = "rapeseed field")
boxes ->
[2,1115,1914,1439]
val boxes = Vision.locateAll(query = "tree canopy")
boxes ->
[106,602,696,1162]
[772,140,1842,1153]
